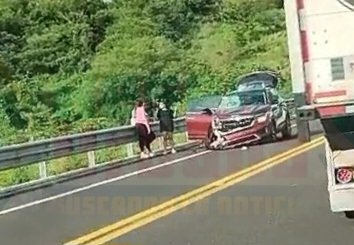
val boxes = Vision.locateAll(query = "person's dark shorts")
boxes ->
[160,121,174,133]
[162,131,173,140]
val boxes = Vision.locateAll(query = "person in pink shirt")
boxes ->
[133,99,155,159]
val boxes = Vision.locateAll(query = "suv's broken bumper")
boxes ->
[210,122,269,149]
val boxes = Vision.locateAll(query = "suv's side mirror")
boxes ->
[201,108,213,115]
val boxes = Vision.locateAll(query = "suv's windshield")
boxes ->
[218,91,267,109]
[187,95,222,112]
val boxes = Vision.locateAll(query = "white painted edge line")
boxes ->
[0,141,199,197]
[0,150,211,216]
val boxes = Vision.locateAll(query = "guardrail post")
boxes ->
[87,151,96,167]
[126,143,134,157]
[158,136,164,149]
[39,161,47,179]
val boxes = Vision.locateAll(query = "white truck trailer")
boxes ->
[284,0,354,218]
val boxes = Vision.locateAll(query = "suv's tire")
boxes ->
[204,128,216,150]
[266,121,277,143]
[281,114,292,139]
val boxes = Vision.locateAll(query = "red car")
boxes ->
[186,71,292,150]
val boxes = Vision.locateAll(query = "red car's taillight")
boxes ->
[335,167,354,184]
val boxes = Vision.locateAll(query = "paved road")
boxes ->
[114,140,347,245]
[1,121,345,245]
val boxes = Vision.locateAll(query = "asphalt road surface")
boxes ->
[1,121,350,245]
[113,140,343,245]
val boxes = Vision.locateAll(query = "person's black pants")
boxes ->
[135,123,151,152]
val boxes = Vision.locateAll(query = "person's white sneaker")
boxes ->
[149,152,155,158]
[171,148,177,154]
[140,152,149,159]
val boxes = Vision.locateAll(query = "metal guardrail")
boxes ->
[0,99,296,173]
[284,98,295,105]
[0,117,186,172]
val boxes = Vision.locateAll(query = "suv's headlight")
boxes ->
[257,114,267,123]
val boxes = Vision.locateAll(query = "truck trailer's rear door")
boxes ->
[286,0,354,106]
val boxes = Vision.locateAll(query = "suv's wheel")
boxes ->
[281,114,292,139]
[204,128,216,150]
[266,121,277,142]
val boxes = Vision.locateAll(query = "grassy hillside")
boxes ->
[0,0,290,146]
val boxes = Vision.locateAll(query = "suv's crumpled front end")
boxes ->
[209,113,272,149]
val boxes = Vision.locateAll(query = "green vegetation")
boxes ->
[0,0,291,187]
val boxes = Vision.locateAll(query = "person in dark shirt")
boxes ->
[157,101,176,154]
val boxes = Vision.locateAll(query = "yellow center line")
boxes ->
[64,137,325,245]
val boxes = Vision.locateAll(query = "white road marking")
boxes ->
[0,150,211,216]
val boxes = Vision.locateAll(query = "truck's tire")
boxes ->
[344,211,354,219]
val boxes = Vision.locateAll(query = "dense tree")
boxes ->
[0,0,290,145]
